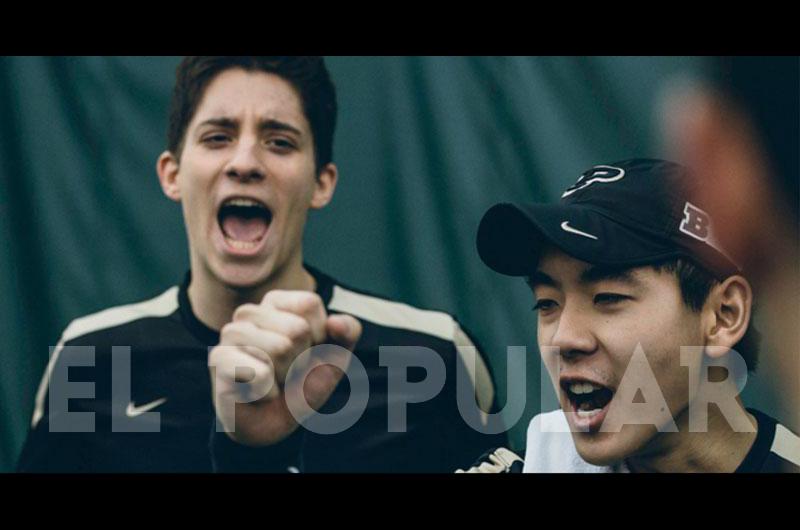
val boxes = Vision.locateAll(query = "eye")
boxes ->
[593,293,631,306]
[202,133,232,146]
[532,299,559,313]
[266,137,297,152]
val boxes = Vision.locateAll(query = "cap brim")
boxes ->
[477,202,685,276]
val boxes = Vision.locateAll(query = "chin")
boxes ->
[573,433,625,466]
[212,260,276,291]
[574,426,654,467]
[574,429,644,467]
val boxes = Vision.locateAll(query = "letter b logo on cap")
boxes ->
[680,202,712,241]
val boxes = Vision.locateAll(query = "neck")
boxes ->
[625,395,758,473]
[187,255,316,331]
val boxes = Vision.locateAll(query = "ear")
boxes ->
[157,150,182,202]
[703,275,753,359]
[310,162,338,210]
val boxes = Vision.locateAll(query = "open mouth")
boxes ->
[217,197,272,251]
[561,379,615,430]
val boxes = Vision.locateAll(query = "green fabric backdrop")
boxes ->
[3,56,783,472]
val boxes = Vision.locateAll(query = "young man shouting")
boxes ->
[475,158,799,473]
[18,57,503,473]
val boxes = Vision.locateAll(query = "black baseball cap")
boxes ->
[477,159,741,279]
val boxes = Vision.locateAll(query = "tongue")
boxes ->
[222,215,269,242]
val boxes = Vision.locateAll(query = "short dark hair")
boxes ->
[167,56,337,172]
[652,258,760,373]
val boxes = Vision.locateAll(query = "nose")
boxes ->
[224,140,265,183]
[548,303,597,360]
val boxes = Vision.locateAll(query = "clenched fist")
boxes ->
[209,290,362,447]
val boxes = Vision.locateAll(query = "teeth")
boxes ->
[226,237,259,250]
[223,198,265,208]
[569,382,602,395]
[576,408,602,418]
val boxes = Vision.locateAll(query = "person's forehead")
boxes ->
[536,245,589,273]
[191,68,308,131]
[535,246,663,286]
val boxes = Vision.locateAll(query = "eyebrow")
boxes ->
[526,271,559,289]
[527,265,642,289]
[579,265,641,286]
[259,119,302,136]
[197,117,238,130]
[196,117,302,137]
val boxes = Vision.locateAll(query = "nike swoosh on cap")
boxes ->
[560,221,598,240]
[125,397,167,417]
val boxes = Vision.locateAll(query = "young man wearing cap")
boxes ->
[476,158,800,473]
[17,56,504,473]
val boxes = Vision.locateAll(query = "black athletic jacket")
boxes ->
[17,267,506,472]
